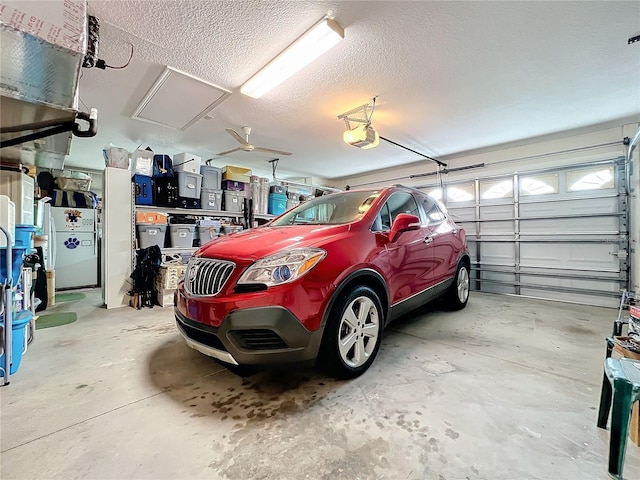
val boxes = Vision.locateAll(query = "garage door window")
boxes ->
[519,173,558,196]
[567,166,615,192]
[446,184,475,202]
[480,179,513,199]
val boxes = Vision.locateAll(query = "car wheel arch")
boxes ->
[321,268,390,329]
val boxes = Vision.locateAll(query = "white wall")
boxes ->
[336,123,640,293]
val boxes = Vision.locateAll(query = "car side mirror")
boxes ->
[389,213,421,242]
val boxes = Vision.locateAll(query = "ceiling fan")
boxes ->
[216,126,292,156]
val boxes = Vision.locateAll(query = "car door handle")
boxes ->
[424,237,433,245]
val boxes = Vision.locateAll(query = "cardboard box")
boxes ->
[0,0,87,54]
[156,264,185,290]
[156,288,175,307]
[136,211,168,225]
[222,165,251,183]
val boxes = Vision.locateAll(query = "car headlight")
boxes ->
[237,248,326,287]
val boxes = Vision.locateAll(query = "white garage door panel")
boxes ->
[519,288,619,308]
[432,158,628,308]
[481,242,515,265]
[519,197,618,216]
[520,243,619,271]
[480,271,516,295]
[520,274,619,292]
[480,204,515,234]
[520,217,619,234]
[480,204,513,219]
[467,240,478,264]
[447,206,476,222]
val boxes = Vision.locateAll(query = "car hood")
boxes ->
[196,224,351,262]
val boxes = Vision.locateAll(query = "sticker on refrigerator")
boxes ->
[64,237,80,249]
[63,209,83,229]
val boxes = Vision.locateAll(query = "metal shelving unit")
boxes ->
[133,204,275,221]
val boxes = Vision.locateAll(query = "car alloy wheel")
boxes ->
[457,266,470,303]
[446,262,470,310]
[338,295,380,368]
[321,285,384,378]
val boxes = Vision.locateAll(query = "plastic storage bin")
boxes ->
[174,153,201,173]
[0,310,32,376]
[137,224,167,249]
[177,197,201,209]
[133,175,154,205]
[201,188,223,211]
[198,225,219,244]
[154,177,179,207]
[132,150,155,177]
[223,191,244,213]
[221,180,247,192]
[268,193,287,215]
[170,224,196,248]
[270,185,287,195]
[200,165,222,190]
[177,172,202,199]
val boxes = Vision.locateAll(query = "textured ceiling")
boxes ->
[66,0,640,180]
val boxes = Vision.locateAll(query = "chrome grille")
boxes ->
[185,258,235,296]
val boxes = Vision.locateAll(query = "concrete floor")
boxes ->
[1,290,639,480]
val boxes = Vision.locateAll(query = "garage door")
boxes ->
[424,158,629,308]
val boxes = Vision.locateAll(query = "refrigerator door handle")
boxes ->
[50,216,57,269]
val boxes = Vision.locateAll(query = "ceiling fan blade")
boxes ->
[254,146,292,156]
[216,147,243,156]
[225,128,248,145]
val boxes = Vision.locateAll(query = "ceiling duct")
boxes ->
[132,67,231,130]
[0,0,90,169]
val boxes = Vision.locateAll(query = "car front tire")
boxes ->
[320,285,384,379]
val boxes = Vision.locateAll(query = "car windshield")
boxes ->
[271,190,381,226]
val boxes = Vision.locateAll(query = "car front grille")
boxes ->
[185,257,235,296]
[229,329,289,350]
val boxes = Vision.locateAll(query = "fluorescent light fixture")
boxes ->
[240,16,344,99]
[343,124,380,149]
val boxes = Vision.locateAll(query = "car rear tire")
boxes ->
[320,286,384,379]
[446,262,470,310]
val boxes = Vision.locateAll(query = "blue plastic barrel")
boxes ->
[14,224,37,248]
[0,310,32,376]
[0,247,27,285]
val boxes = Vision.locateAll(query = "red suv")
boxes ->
[175,185,470,378]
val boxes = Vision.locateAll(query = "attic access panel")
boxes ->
[132,66,231,130]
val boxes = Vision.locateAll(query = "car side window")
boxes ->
[373,203,392,231]
[372,193,419,232]
[420,195,446,225]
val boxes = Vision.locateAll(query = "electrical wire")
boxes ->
[97,43,134,70]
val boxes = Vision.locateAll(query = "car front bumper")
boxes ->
[174,305,325,366]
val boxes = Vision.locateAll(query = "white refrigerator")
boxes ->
[51,206,98,289]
